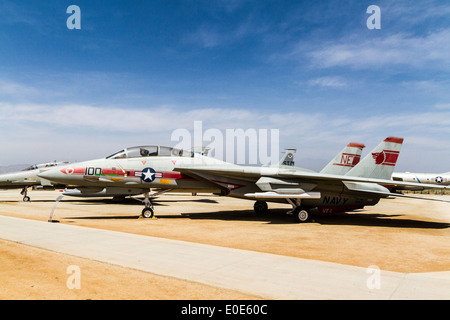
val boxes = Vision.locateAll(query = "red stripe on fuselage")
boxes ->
[61,167,192,180]
[162,172,183,179]
[60,168,85,175]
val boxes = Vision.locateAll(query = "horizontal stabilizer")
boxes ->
[343,181,391,194]
[387,193,450,203]
[343,181,450,203]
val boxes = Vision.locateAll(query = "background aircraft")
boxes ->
[392,172,450,190]
[0,161,68,201]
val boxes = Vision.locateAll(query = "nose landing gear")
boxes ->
[141,206,154,219]
[20,187,31,202]
[141,191,155,219]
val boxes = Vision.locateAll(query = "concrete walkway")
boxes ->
[0,215,449,299]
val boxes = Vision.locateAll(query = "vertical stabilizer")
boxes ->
[278,148,296,167]
[320,143,365,175]
[346,137,403,180]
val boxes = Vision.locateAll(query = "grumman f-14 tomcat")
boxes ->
[38,137,447,222]
[0,161,68,201]
[38,142,366,220]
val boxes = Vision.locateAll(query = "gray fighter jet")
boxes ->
[37,142,374,220]
[0,161,68,201]
[40,138,446,222]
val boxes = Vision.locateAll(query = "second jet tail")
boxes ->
[320,143,365,175]
[345,137,403,180]
[278,148,296,167]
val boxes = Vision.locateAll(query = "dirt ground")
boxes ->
[0,190,449,299]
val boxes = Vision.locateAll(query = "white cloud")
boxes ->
[183,26,224,48]
[0,79,40,99]
[182,13,268,49]
[383,1,450,26]
[307,76,347,88]
[1,101,449,171]
[0,102,270,135]
[434,103,450,110]
[305,29,450,70]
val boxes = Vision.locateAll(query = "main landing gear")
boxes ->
[20,187,31,202]
[291,206,311,223]
[253,200,268,214]
[253,199,311,223]
[286,199,312,223]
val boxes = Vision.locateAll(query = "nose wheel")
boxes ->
[141,191,155,219]
[142,207,154,219]
[20,187,31,202]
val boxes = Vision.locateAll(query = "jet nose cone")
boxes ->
[0,173,13,185]
[38,168,64,182]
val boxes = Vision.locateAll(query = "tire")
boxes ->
[253,201,268,214]
[293,207,311,223]
[141,207,154,219]
[23,196,31,202]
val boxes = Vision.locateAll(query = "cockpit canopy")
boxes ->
[22,161,69,171]
[106,146,195,160]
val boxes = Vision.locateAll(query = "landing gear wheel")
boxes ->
[293,207,311,223]
[253,201,268,214]
[141,191,155,218]
[141,207,154,219]
[21,187,30,202]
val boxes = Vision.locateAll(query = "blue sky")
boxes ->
[0,0,449,171]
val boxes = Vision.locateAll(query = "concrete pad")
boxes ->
[0,215,449,300]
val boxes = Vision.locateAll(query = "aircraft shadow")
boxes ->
[311,211,450,229]
[60,209,449,229]
[173,209,295,225]
[64,215,141,220]
[64,210,295,224]
[156,209,450,229]
[9,196,447,229]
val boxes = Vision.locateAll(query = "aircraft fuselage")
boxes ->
[40,157,224,194]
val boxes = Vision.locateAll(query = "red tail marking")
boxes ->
[371,150,399,166]
[347,143,365,149]
[334,153,361,167]
[384,137,404,144]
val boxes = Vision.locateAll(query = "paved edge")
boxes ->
[0,215,449,300]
